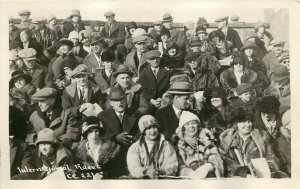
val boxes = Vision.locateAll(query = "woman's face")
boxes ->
[211,97,223,108]
[168,48,177,56]
[187,60,199,69]
[183,120,199,138]
[237,120,253,136]
[14,77,26,89]
[39,143,55,157]
[261,112,276,122]
[87,128,100,141]
[144,126,159,141]
[239,92,252,102]
[20,31,29,43]
[161,34,169,42]
[129,28,136,35]
[233,63,244,72]
[60,44,71,54]
[71,16,79,23]
[198,33,206,41]
[244,48,254,57]
[211,37,220,45]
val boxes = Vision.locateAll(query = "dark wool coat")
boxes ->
[148,29,162,44]
[160,51,185,69]
[215,27,243,50]
[274,135,291,176]
[21,63,47,89]
[262,51,281,78]
[61,19,85,38]
[101,21,126,47]
[83,52,102,72]
[11,143,76,180]
[62,82,105,117]
[27,107,80,144]
[169,28,187,50]
[72,139,121,179]
[124,50,148,77]
[93,69,116,94]
[10,138,29,177]
[219,128,280,177]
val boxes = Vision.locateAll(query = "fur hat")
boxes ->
[230,107,253,125]
[177,111,200,133]
[101,50,115,62]
[260,96,281,114]
[138,115,159,134]
[208,86,227,99]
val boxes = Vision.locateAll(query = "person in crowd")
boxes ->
[138,50,170,114]
[109,64,149,114]
[69,31,89,59]
[160,42,185,69]
[9,17,20,42]
[19,28,44,60]
[12,128,76,180]
[173,111,224,178]
[18,48,47,89]
[149,21,163,44]
[157,27,173,53]
[90,20,103,37]
[229,83,256,114]
[9,70,36,97]
[155,82,194,141]
[93,50,118,92]
[62,9,85,38]
[27,87,79,146]
[124,21,138,51]
[79,30,92,54]
[101,11,126,49]
[62,64,106,117]
[17,10,34,30]
[214,16,243,50]
[183,52,219,92]
[186,36,202,54]
[278,52,290,72]
[220,54,258,95]
[244,33,268,61]
[219,107,281,178]
[72,116,121,179]
[253,96,282,143]
[97,87,141,178]
[274,109,291,177]
[161,13,187,51]
[262,40,286,79]
[83,35,108,72]
[127,115,178,179]
[124,34,148,80]
[254,21,274,50]
[196,17,209,29]
[230,15,240,23]
[47,14,62,39]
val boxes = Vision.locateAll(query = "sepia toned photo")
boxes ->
[1,0,299,188]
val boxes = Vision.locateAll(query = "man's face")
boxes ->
[38,98,55,112]
[20,31,29,43]
[257,26,265,34]
[239,92,252,102]
[24,59,36,69]
[134,42,146,53]
[237,120,253,136]
[94,25,100,32]
[39,143,55,157]
[60,44,71,54]
[21,14,29,22]
[71,16,79,23]
[280,59,290,71]
[9,22,14,31]
[173,95,190,110]
[81,38,90,46]
[261,112,276,122]
[198,33,206,41]
[273,44,284,55]
[103,61,112,70]
[91,42,102,53]
[106,16,115,24]
[187,59,199,69]
[144,126,159,141]
[74,74,88,87]
[116,73,131,89]
[49,19,56,25]
[154,25,162,32]
[244,48,254,57]
[14,77,26,89]
[163,21,173,29]
[63,67,73,76]
[217,20,226,29]
[110,98,127,113]
[147,57,160,68]
[183,120,199,138]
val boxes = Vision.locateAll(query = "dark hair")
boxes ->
[230,107,254,125]
[82,116,106,139]
[161,27,171,38]
[231,54,247,67]
[19,28,32,38]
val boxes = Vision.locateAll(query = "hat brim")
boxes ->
[141,123,159,134]
[89,39,103,46]
[22,57,36,61]
[35,139,57,146]
[71,72,88,78]
[162,18,173,23]
[82,125,101,136]
[167,90,193,95]
[273,75,289,82]
[107,94,128,101]
[241,45,257,51]
[113,71,134,78]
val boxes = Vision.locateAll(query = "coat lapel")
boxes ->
[31,68,43,82]
[122,110,136,132]
[156,68,168,85]
[49,117,62,128]
[109,22,119,36]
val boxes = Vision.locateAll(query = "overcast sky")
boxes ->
[7,0,268,23]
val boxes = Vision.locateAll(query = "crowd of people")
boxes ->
[9,9,291,180]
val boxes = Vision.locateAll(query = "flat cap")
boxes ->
[104,11,115,17]
[271,40,285,46]
[145,50,161,59]
[215,16,229,22]
[31,87,57,101]
[31,16,44,24]
[18,48,37,60]
[47,14,56,21]
[236,83,252,96]
[241,41,257,51]
[184,52,200,61]
[132,35,148,44]
[153,20,162,26]
[70,64,89,77]
[230,15,240,22]
[18,10,31,16]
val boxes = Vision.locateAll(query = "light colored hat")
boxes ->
[230,15,240,22]
[18,48,37,60]
[47,14,56,22]
[35,128,58,146]
[138,115,159,134]
[70,9,81,18]
[215,16,229,22]
[168,82,193,95]
[31,16,44,24]
[31,87,57,101]
[18,10,31,16]
[70,64,89,77]
[68,31,79,40]
[162,13,173,23]
[104,11,115,17]
[177,111,200,133]
[271,40,285,46]
[132,28,147,38]
[132,35,148,44]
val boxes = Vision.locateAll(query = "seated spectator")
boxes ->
[278,52,290,72]
[127,115,178,179]
[124,21,138,52]
[90,20,104,37]
[69,31,89,59]
[149,21,163,44]
[47,14,62,39]
[17,10,34,30]
[173,111,223,178]
[62,9,85,38]
[72,116,121,179]
[9,70,36,97]
[160,43,185,69]
[19,28,44,61]
[219,107,282,178]
[9,17,20,42]
[12,128,76,180]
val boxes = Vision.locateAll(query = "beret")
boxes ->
[31,88,57,101]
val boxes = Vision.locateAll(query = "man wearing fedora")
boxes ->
[110,64,149,114]
[27,87,80,145]
[83,35,109,73]
[155,82,195,141]
[12,128,76,180]
[62,9,85,38]
[98,87,141,177]
[161,13,187,51]
[18,48,47,89]
[262,40,286,79]
[138,50,170,114]
[214,16,243,51]
[124,34,148,80]
[17,10,34,30]
[93,50,118,93]
[62,64,106,117]
[101,11,126,48]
